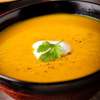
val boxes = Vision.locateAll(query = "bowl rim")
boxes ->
[0,0,100,17]
[0,0,100,93]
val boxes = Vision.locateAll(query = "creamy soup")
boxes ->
[0,14,100,83]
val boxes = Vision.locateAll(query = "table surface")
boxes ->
[0,91,100,100]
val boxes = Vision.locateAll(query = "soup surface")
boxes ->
[0,13,100,83]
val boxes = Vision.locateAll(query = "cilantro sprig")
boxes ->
[37,41,63,62]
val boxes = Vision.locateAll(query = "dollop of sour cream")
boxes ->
[32,41,71,59]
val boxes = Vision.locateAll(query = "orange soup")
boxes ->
[0,14,100,83]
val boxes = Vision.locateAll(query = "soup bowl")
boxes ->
[0,0,100,100]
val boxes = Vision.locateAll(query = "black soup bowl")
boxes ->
[0,0,100,100]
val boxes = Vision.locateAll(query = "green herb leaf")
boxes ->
[37,41,51,52]
[38,41,63,62]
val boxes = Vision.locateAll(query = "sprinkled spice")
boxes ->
[27,67,32,70]
[75,39,83,43]
[78,40,82,43]
[44,70,48,73]
[48,66,55,69]
[67,52,72,55]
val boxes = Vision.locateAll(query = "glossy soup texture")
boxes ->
[0,14,100,83]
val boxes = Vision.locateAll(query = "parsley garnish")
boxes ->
[37,41,63,62]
